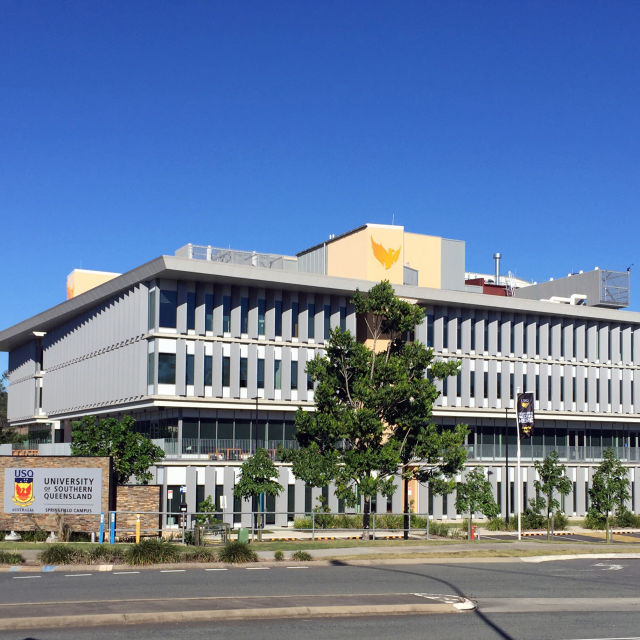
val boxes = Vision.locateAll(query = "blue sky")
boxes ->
[1,1,639,373]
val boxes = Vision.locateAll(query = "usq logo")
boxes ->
[13,469,35,507]
[371,236,400,270]
[520,398,530,409]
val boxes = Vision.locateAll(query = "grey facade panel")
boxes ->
[440,239,466,292]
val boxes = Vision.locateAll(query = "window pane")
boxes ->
[186,292,196,330]
[159,290,177,328]
[275,300,282,336]
[240,357,248,388]
[222,296,231,333]
[258,299,266,335]
[241,297,249,334]
[204,355,212,386]
[222,356,230,387]
[158,353,176,384]
[339,306,346,332]
[324,305,331,340]
[147,352,155,385]
[274,359,281,389]
[205,294,214,332]
[148,289,156,330]
[186,354,194,386]
[308,303,315,339]
[257,358,265,389]
[291,361,298,389]
[291,301,299,338]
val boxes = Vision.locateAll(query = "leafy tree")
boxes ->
[71,415,165,485]
[285,281,468,539]
[0,371,22,445]
[233,448,283,539]
[533,451,572,539]
[195,495,221,526]
[455,467,500,541]
[588,448,631,543]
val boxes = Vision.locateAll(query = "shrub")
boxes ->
[584,509,606,530]
[124,539,181,566]
[274,550,284,561]
[551,512,569,531]
[291,550,312,561]
[487,517,511,531]
[521,508,545,530]
[39,545,86,565]
[17,530,48,542]
[614,510,640,528]
[293,517,312,529]
[426,521,450,537]
[218,541,258,563]
[0,551,22,565]
[182,547,217,563]
[86,544,124,564]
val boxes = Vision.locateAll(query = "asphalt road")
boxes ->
[2,558,640,639]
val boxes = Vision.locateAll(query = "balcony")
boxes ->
[152,438,298,461]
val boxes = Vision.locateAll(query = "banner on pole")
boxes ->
[516,392,535,438]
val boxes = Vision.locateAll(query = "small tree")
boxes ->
[195,495,220,526]
[233,448,283,539]
[533,451,572,540]
[71,415,165,485]
[589,448,630,543]
[455,467,499,541]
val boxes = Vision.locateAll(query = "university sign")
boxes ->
[3,468,103,515]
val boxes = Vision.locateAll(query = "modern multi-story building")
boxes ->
[1,223,638,527]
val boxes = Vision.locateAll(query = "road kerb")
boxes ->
[0,602,474,631]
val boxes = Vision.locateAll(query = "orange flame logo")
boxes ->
[371,236,400,270]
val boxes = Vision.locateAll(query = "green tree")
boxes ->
[588,448,631,543]
[71,415,165,485]
[233,448,283,539]
[0,371,22,445]
[455,467,500,541]
[285,281,467,539]
[533,450,572,539]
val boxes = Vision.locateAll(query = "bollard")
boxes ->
[135,513,141,544]
[99,512,105,544]
[109,511,115,545]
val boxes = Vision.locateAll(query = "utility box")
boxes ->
[237,527,249,543]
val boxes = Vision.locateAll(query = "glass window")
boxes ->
[291,361,298,389]
[291,301,299,337]
[427,314,434,348]
[339,306,346,332]
[222,356,230,387]
[324,305,331,340]
[258,299,266,335]
[470,320,475,351]
[497,320,502,353]
[240,357,248,388]
[222,296,231,333]
[148,288,156,330]
[257,358,265,389]
[307,372,314,390]
[240,297,249,334]
[204,355,212,386]
[275,300,282,336]
[456,319,461,350]
[205,294,213,332]
[274,359,282,390]
[308,303,315,339]
[442,315,449,349]
[158,353,176,384]
[159,290,177,328]
[147,352,154,385]
[186,353,194,386]
[187,292,196,330]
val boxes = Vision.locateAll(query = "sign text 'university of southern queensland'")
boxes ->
[4,468,102,515]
